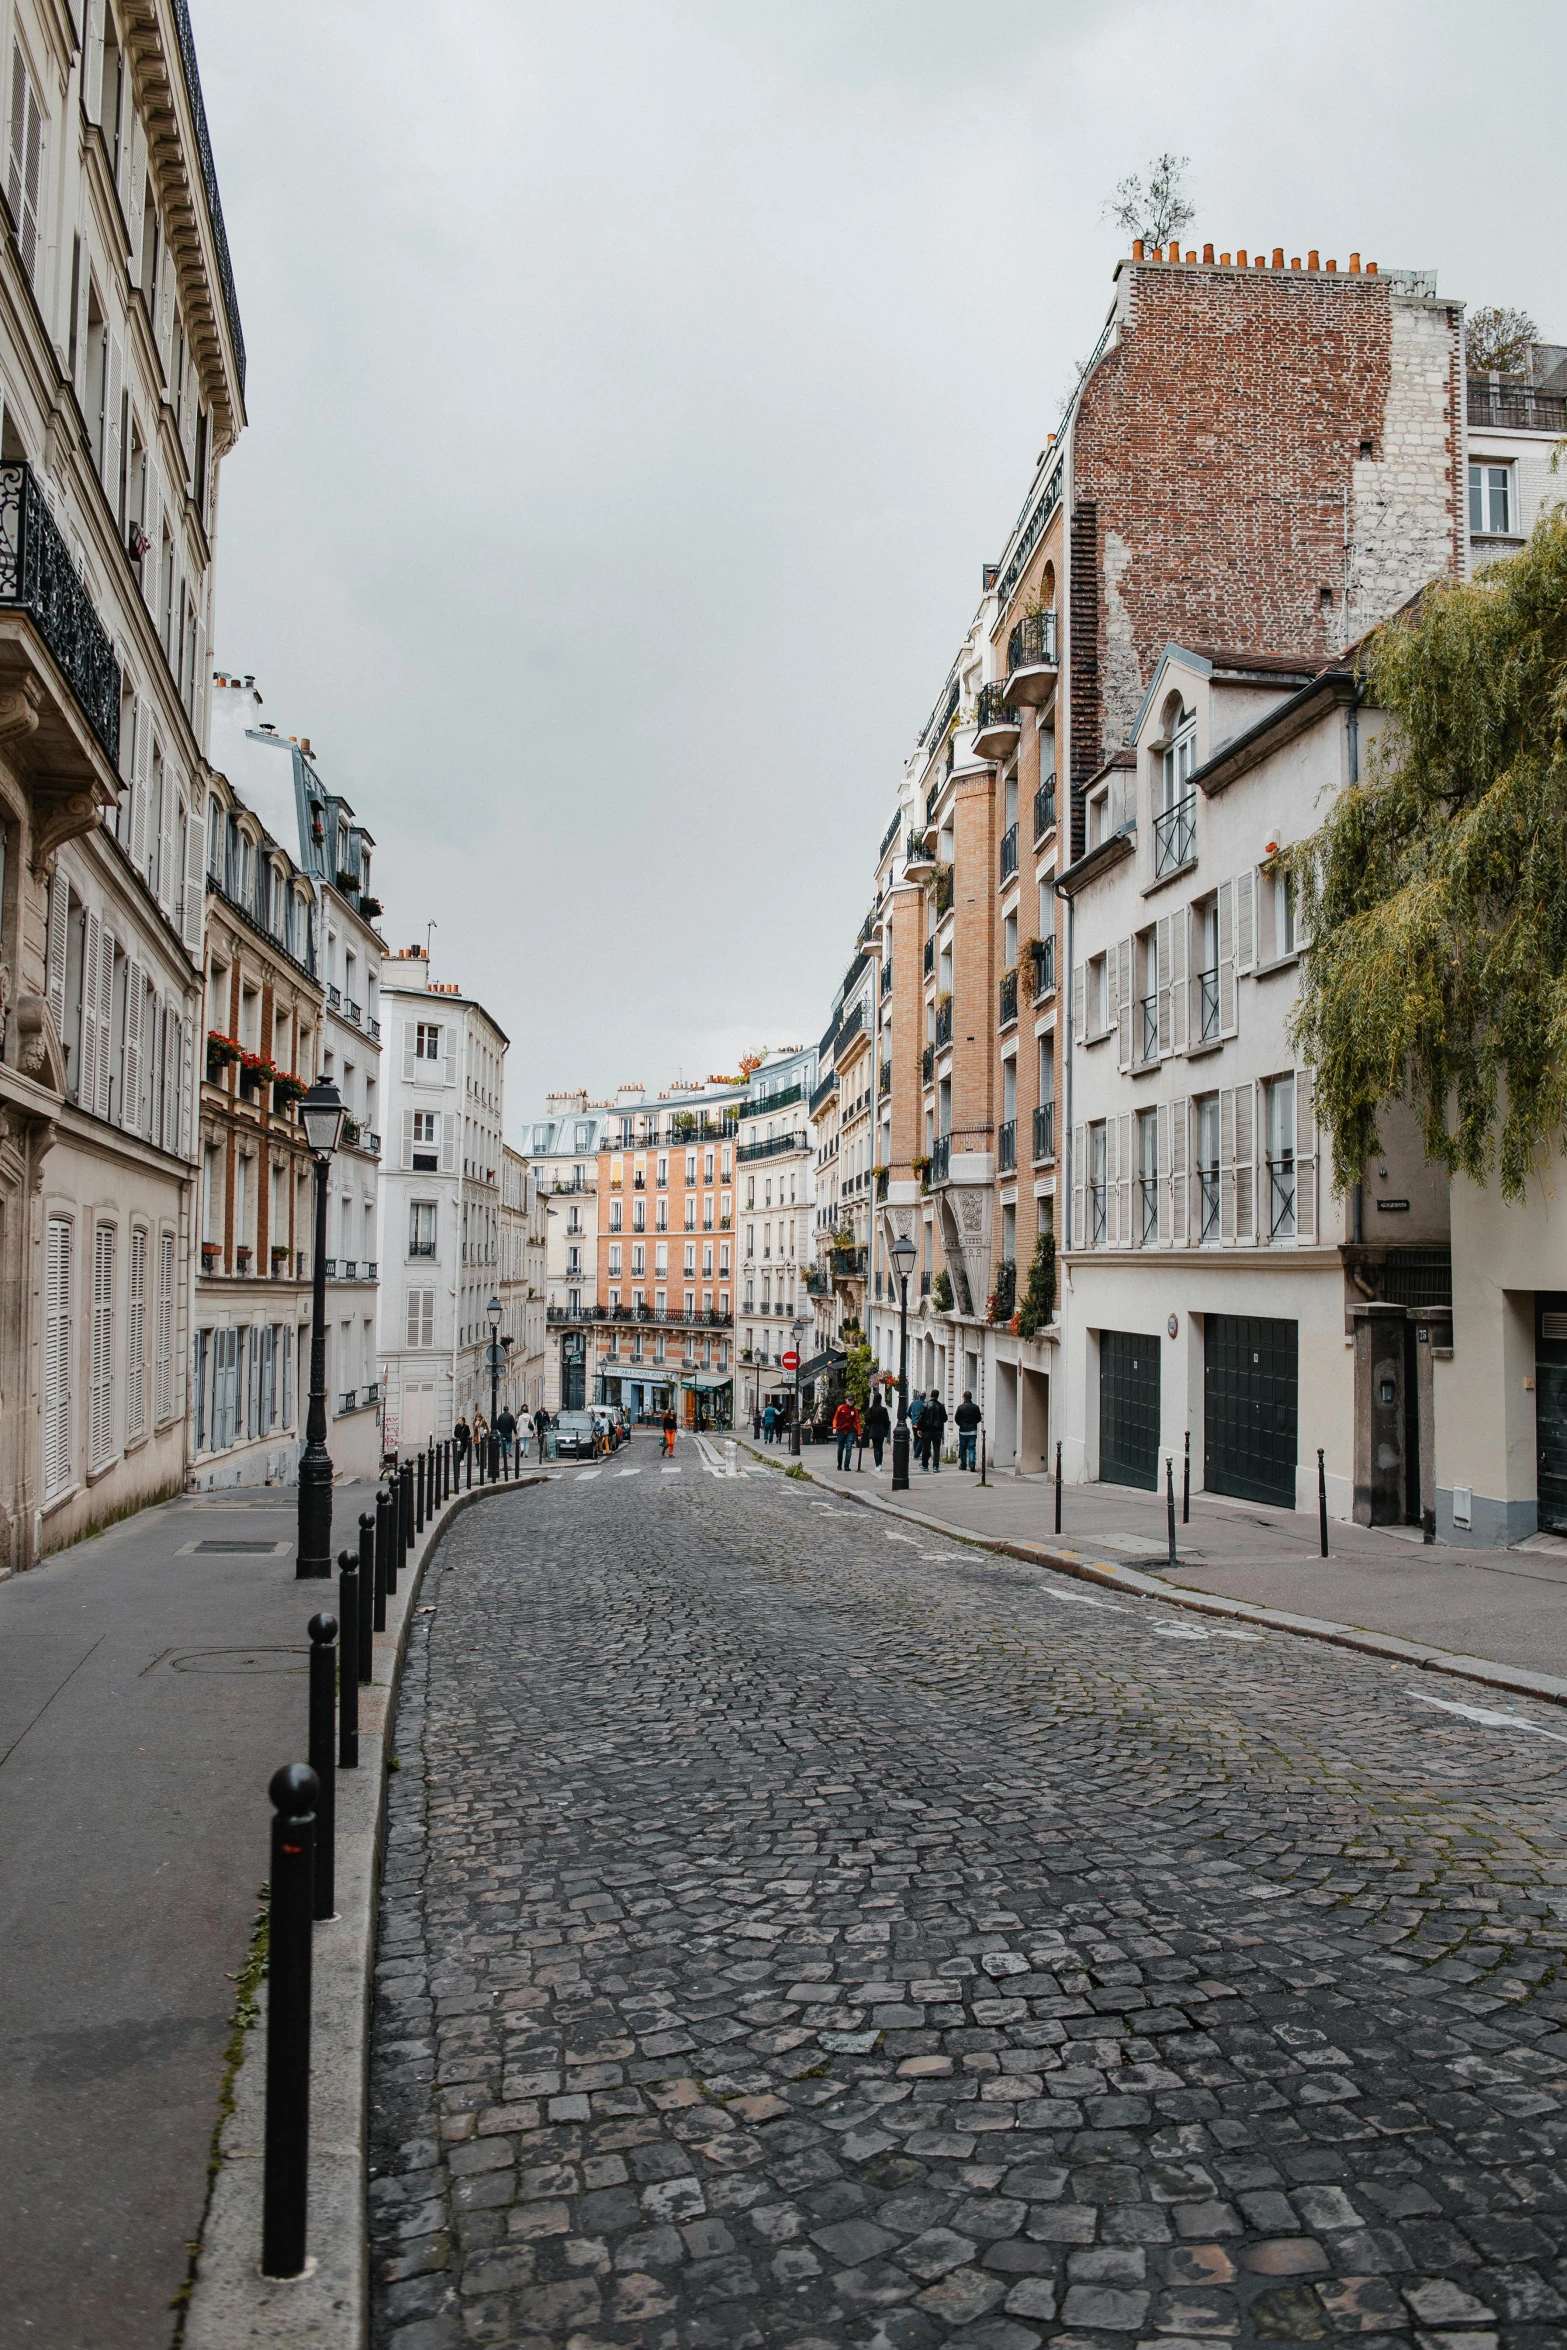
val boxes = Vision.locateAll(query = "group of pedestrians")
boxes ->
[820,1386,986,1474]
[448,1404,556,1470]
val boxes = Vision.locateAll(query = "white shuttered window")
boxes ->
[90,1223,116,1467]
[43,1217,72,1497]
[126,1225,148,1441]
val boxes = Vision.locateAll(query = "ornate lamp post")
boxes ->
[889,1232,916,1493]
[790,1317,805,1457]
[487,1293,502,1466]
[297,1078,345,1577]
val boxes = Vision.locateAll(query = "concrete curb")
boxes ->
[184,1472,546,2350]
[742,1440,1567,1711]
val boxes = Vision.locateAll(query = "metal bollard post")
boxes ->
[1318,1447,1329,1558]
[980,1426,987,1487]
[431,1439,439,1506]
[261,1762,318,2279]
[415,1449,425,1533]
[1166,1456,1178,1571]
[358,1510,375,1658]
[1054,1440,1062,1534]
[1183,1428,1191,1523]
[337,1554,359,1769]
[402,1461,415,1555]
[385,1475,400,1602]
[374,1485,392,1629]
[443,1437,451,1500]
[307,1614,337,1919]
[466,1436,473,1491]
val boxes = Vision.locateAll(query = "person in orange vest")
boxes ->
[832,1397,860,1472]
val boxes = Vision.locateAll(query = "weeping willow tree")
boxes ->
[1290,505,1567,1202]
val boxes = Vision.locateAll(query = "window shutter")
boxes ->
[1116,1112,1132,1247]
[129,698,150,872]
[1157,1104,1170,1242]
[1235,869,1256,975]
[121,957,143,1131]
[192,608,206,739]
[402,1020,417,1083]
[183,784,205,952]
[1116,939,1132,1071]
[1219,1087,1236,1242]
[1104,1116,1118,1248]
[1169,904,1187,1054]
[80,912,102,1108]
[1218,879,1237,1038]
[83,0,105,123]
[91,1221,115,1467]
[46,870,69,1040]
[103,328,123,508]
[1071,962,1085,1044]
[158,763,176,914]
[1295,1067,1317,1241]
[127,1225,148,1440]
[166,1012,183,1155]
[96,926,115,1118]
[156,1229,175,1423]
[1169,1097,1188,1244]
[1071,1123,1085,1251]
[9,45,43,288]
[1234,1081,1255,1243]
[1156,916,1172,1057]
[126,115,147,280]
[401,1108,414,1170]
[44,1216,72,1496]
[441,1113,457,1174]
[444,1026,457,1085]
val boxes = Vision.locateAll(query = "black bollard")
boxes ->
[358,1511,376,1664]
[466,1436,473,1491]
[1054,1439,1062,1534]
[337,1554,359,1769]
[401,1461,414,1556]
[1166,1456,1178,1571]
[387,1473,401,1599]
[1183,1428,1191,1523]
[415,1448,425,1533]
[1318,1447,1329,1558]
[445,1436,452,1499]
[979,1425,986,1487]
[262,1761,318,2278]
[490,1432,499,1483]
[374,1485,391,1628]
[307,1614,337,1919]
[431,1439,439,1504]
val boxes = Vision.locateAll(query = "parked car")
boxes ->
[553,1410,601,1460]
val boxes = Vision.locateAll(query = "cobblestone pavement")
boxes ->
[369,1450,1567,2348]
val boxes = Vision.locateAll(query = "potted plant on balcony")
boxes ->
[201,1241,222,1274]
[932,1269,953,1313]
[271,1243,291,1277]
[271,1070,307,1114]
[238,1049,279,1100]
[206,1030,241,1083]
[341,1114,362,1148]
[359,894,383,920]
[235,1244,253,1273]
[1014,1229,1057,1340]
[911,1153,931,1192]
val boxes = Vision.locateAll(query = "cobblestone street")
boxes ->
[369,1452,1567,2348]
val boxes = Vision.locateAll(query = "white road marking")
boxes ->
[885,1532,919,1545]
[1408,1690,1567,1745]
[576,1469,602,1482]
[742,1467,770,1476]
[1150,1624,1210,1640]
[661,1466,682,1475]
[616,1466,642,1478]
[1039,1587,1126,1610]
[1213,1627,1263,1642]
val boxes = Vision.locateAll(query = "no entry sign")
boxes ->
[781,1350,799,1370]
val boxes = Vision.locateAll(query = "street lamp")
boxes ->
[889,1232,916,1493]
[487,1294,502,1465]
[790,1317,805,1456]
[297,1077,345,1577]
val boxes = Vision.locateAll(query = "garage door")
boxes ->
[1538,1296,1567,1535]
[1099,1330,1161,1491]
[1205,1314,1298,1508]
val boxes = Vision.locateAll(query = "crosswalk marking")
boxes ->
[577,1469,601,1482]
[616,1466,642,1478]
[661,1465,682,1475]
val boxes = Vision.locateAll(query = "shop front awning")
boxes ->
[690,1374,732,1392]
[797,1349,845,1382]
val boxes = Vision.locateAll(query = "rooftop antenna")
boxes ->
[425,919,437,966]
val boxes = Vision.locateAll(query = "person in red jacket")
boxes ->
[832,1398,860,1472]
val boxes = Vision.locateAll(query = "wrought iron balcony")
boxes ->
[999,969,1018,1027]
[1153,791,1196,878]
[0,461,121,766]
[878,1062,891,1097]
[973,682,1021,764]
[1269,1158,1297,1239]
[933,863,954,917]
[1033,779,1057,840]
[1467,378,1567,434]
[809,1070,838,1116]
[367,1016,381,1041]
[998,1118,1016,1173]
[327,984,342,1010]
[935,998,953,1050]
[1005,610,1059,704]
[1139,1176,1159,1246]
[922,1043,934,1084]
[881,958,892,999]
[1198,964,1220,1043]
[924,936,934,977]
[742,1080,803,1119]
[930,1134,951,1186]
[832,1245,868,1280]
[1030,934,1056,998]
[999,823,1019,882]
[1140,993,1158,1062]
[1032,1100,1055,1161]
[904,828,934,874]
[736,1131,806,1164]
[345,998,362,1024]
[1199,1168,1221,1243]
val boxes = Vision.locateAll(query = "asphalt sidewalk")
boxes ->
[781,1437,1567,1682]
[0,1476,380,2350]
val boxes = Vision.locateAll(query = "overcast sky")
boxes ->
[194,0,1567,1136]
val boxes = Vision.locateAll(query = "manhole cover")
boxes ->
[192,1540,286,1554]
[170,1648,307,1674]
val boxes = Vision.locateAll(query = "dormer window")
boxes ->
[1087,784,1110,849]
[1154,695,1197,877]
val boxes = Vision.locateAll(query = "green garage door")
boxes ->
[1205,1314,1298,1508]
[1099,1330,1161,1491]
[1538,1296,1567,1536]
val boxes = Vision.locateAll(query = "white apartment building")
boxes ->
[1057,641,1456,1529]
[208,679,385,1476]
[735,1045,816,1422]
[499,1144,547,1423]
[810,953,876,1362]
[1464,337,1566,575]
[528,1089,607,1412]
[0,0,244,1565]
[377,946,506,1448]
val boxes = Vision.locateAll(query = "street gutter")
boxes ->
[743,1442,1567,1711]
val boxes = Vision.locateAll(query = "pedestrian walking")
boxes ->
[864,1393,891,1469]
[532,1404,550,1462]
[453,1415,472,1469]
[909,1390,926,1470]
[955,1390,982,1473]
[661,1407,677,1458]
[923,1389,948,1472]
[832,1398,859,1472]
[496,1406,517,1467]
[763,1401,777,1445]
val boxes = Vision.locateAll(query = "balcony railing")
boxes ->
[1467,379,1567,434]
[924,936,934,977]
[1031,935,1056,998]
[878,1062,891,1097]
[1139,1175,1159,1246]
[931,1135,951,1186]
[933,863,954,916]
[367,1016,381,1041]
[1198,965,1220,1044]
[1199,1168,1221,1242]
[881,958,892,998]
[1269,1159,1297,1239]
[345,998,362,1025]
[1032,1100,1055,1161]
[1140,993,1158,1062]
[922,1043,934,1084]
[832,1245,868,1280]
[998,1118,1016,1173]
[736,1131,805,1164]
[809,1071,838,1116]
[999,823,1018,882]
[1006,609,1058,679]
[742,1081,803,1119]
[999,969,1018,1028]
[1153,791,1196,878]
[1090,1183,1107,1246]
[0,461,121,765]
[905,828,933,873]
[990,1259,1016,1321]
[1033,779,1057,840]
[935,998,953,1050]
[974,682,1021,761]
[327,984,342,1010]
